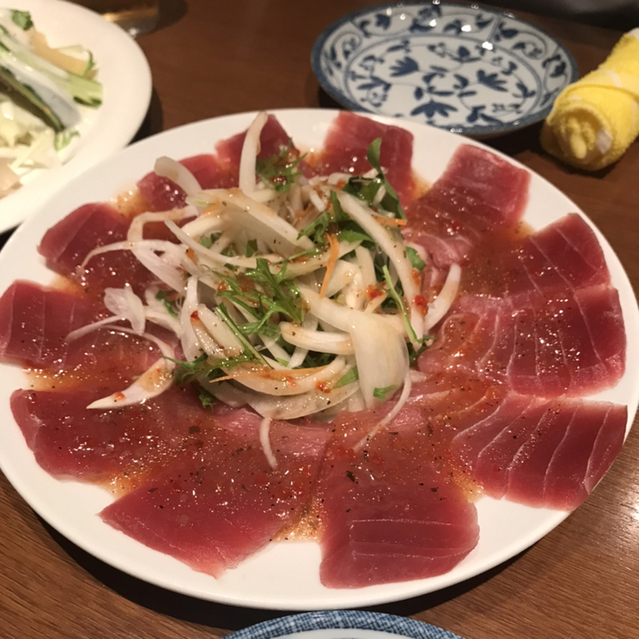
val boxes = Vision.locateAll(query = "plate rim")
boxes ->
[0,107,636,611]
[0,0,152,234]
[226,610,463,639]
[310,1,579,136]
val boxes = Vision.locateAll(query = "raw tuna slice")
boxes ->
[0,280,170,377]
[0,281,100,367]
[418,284,626,397]
[136,172,187,212]
[215,113,300,184]
[450,395,627,509]
[431,144,530,230]
[101,410,331,576]
[317,405,479,588]
[137,115,299,210]
[137,155,236,212]
[11,385,221,490]
[179,154,236,189]
[38,202,155,296]
[461,214,612,297]
[311,111,415,208]
[404,145,530,266]
[513,213,610,293]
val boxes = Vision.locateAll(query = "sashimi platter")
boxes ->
[0,109,637,610]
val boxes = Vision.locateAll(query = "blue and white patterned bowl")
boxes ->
[311,1,578,137]
[227,611,465,639]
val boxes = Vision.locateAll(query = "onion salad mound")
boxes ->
[74,111,461,442]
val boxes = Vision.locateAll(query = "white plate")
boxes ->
[0,0,152,234]
[311,2,578,137]
[226,611,463,639]
[0,109,637,611]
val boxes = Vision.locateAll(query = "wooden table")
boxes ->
[1,1,638,638]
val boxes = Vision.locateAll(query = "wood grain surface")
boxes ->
[1,1,637,638]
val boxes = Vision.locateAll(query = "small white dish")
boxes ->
[312,2,578,137]
[0,0,152,234]
[0,109,636,611]
[227,611,464,639]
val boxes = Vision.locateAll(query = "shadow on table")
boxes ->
[43,517,528,632]
[133,88,165,143]
[156,0,187,32]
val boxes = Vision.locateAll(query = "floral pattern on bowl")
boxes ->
[311,1,578,137]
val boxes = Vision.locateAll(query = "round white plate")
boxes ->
[0,109,637,611]
[311,2,578,137]
[227,611,463,639]
[0,0,152,234]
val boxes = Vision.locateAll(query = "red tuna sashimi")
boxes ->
[418,285,626,397]
[137,116,297,210]
[462,214,611,297]
[513,213,610,293]
[450,395,627,509]
[316,405,479,588]
[404,145,530,267]
[11,385,218,488]
[136,172,187,212]
[312,111,415,208]
[100,410,331,577]
[180,154,237,189]
[216,113,296,171]
[137,156,236,212]
[0,281,169,377]
[0,281,101,367]
[38,202,155,296]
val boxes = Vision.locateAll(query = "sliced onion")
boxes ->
[323,259,358,300]
[65,315,120,342]
[337,191,424,343]
[202,188,313,254]
[179,276,204,361]
[239,111,271,199]
[180,209,229,238]
[154,156,202,196]
[299,285,405,336]
[424,263,462,331]
[86,329,176,409]
[131,242,189,292]
[223,356,347,397]
[127,207,197,243]
[103,286,145,334]
[143,287,183,336]
[300,286,409,409]
[280,322,354,355]
[287,314,318,369]
[196,304,243,357]
[219,381,359,420]
[259,416,278,469]
[354,370,413,449]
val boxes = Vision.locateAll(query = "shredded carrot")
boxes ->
[293,203,316,223]
[319,233,340,298]
[202,200,220,215]
[373,215,407,227]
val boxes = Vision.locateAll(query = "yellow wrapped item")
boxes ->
[541,28,639,171]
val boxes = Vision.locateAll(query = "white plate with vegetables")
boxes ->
[0,0,151,234]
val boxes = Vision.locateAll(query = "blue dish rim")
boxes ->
[226,611,464,639]
[310,1,579,137]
